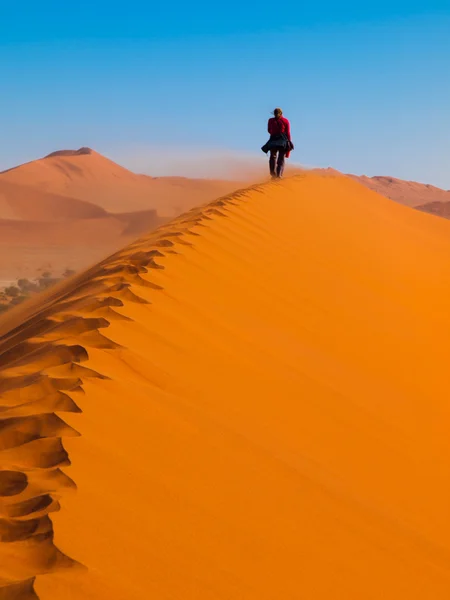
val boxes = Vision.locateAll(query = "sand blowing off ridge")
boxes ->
[0,148,247,283]
[1,172,450,599]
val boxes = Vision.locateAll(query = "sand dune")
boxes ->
[0,210,165,281]
[351,173,450,208]
[0,148,244,283]
[416,200,450,219]
[2,172,450,598]
[0,180,108,222]
[0,148,244,217]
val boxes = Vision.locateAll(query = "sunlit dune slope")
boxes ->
[0,148,243,216]
[2,173,450,599]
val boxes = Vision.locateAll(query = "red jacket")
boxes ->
[268,116,291,140]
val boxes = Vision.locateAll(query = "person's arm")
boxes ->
[268,118,272,134]
[284,118,291,141]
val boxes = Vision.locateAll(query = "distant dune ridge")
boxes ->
[0,147,242,215]
[44,147,94,158]
[416,200,450,218]
[0,148,244,281]
[1,148,450,284]
[351,173,450,209]
[1,172,450,598]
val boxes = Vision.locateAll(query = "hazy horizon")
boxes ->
[2,144,448,189]
[2,2,450,187]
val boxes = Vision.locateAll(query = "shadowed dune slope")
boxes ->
[416,200,450,220]
[0,180,108,221]
[2,173,450,599]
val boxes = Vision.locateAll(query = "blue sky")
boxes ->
[1,1,450,186]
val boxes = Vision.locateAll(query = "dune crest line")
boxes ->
[0,180,257,598]
[3,172,450,598]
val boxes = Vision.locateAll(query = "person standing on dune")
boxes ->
[261,108,294,179]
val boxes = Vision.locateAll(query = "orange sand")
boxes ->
[351,173,450,208]
[416,199,450,219]
[1,148,244,217]
[0,149,245,281]
[0,208,166,281]
[1,172,450,599]
[0,180,108,222]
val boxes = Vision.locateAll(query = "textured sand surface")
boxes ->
[1,172,450,598]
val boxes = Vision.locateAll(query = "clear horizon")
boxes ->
[2,2,450,187]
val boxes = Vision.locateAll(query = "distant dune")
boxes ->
[416,200,450,218]
[0,180,108,221]
[350,173,450,208]
[2,147,450,287]
[1,172,450,598]
[44,147,94,158]
[0,147,244,216]
[0,210,165,281]
[0,148,244,282]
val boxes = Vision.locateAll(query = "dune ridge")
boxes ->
[416,199,450,219]
[0,148,247,283]
[0,291,121,594]
[2,173,450,598]
[44,148,94,159]
[350,174,450,208]
[0,148,244,216]
[0,183,253,598]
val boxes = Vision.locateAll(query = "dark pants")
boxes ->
[269,147,286,177]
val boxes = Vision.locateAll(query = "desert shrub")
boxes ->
[38,276,61,290]
[2,270,66,306]
[10,295,27,306]
[17,278,39,293]
[17,278,30,290]
[4,286,20,297]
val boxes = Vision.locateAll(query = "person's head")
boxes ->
[273,107,283,119]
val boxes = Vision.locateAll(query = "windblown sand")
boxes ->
[0,149,243,216]
[0,149,244,281]
[1,172,450,599]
